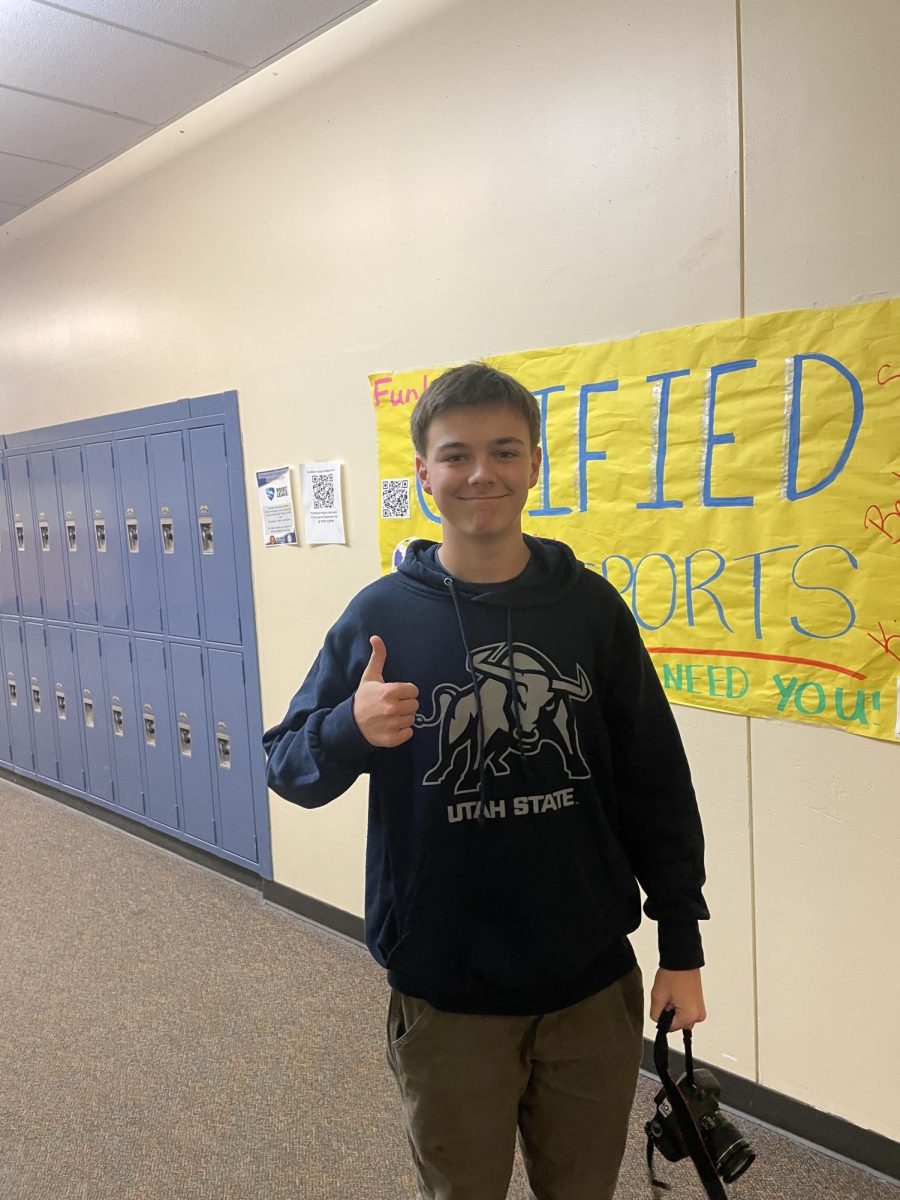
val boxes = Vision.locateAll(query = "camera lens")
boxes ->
[702,1113,756,1183]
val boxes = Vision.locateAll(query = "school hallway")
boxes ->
[1,776,894,1200]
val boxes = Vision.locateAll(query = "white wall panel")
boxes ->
[742,0,900,1137]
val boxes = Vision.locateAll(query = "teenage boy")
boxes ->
[263,363,709,1200]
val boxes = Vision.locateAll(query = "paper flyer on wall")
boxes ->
[300,461,346,545]
[256,466,298,546]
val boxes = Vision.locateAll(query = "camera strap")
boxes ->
[650,1008,729,1200]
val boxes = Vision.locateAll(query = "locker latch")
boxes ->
[126,518,139,553]
[8,678,17,707]
[31,683,41,713]
[83,697,94,728]
[56,689,67,720]
[215,731,232,768]
[111,704,124,736]
[66,521,77,551]
[199,517,214,555]
[15,521,25,551]
[160,519,175,555]
[94,519,107,552]
[39,521,50,551]
[177,721,192,756]
[143,713,157,747]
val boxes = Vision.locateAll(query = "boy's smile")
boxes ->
[415,405,541,542]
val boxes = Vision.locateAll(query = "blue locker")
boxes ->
[189,426,241,645]
[7,455,42,617]
[0,632,11,764]
[84,441,128,628]
[150,432,201,638]
[24,621,58,781]
[0,457,19,616]
[56,446,98,625]
[1,618,34,770]
[133,638,179,829]
[30,451,69,622]
[102,633,145,815]
[207,649,257,861]
[169,641,216,843]
[47,624,86,793]
[117,437,163,634]
[75,628,114,803]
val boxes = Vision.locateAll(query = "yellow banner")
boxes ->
[370,299,900,744]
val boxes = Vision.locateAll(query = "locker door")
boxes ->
[117,437,162,633]
[56,446,98,625]
[150,432,201,638]
[0,457,20,615]
[0,633,12,764]
[30,451,69,622]
[7,455,42,617]
[207,649,258,861]
[47,624,87,793]
[84,441,128,628]
[189,426,241,645]
[133,638,179,829]
[102,633,144,815]
[169,642,216,843]
[1,618,34,770]
[24,621,58,781]
[75,628,114,803]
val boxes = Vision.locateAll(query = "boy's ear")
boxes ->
[529,445,542,488]
[415,455,433,495]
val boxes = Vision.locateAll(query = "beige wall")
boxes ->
[1,0,896,1140]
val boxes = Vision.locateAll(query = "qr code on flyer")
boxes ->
[310,472,335,511]
[381,478,411,519]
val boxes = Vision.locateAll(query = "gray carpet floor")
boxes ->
[0,777,896,1200]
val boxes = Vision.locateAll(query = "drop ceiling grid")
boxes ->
[0,0,372,225]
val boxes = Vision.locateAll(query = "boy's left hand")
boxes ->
[649,967,707,1032]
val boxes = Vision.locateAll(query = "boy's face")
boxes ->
[415,404,541,540]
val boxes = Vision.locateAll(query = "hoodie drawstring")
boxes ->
[444,577,489,824]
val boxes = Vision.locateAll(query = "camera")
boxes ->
[646,1065,756,1185]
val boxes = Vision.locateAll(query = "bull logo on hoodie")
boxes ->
[415,642,593,795]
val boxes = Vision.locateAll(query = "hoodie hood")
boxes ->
[396,534,585,607]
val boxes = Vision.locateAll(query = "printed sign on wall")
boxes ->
[369,299,900,744]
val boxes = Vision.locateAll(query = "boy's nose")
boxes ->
[468,457,497,483]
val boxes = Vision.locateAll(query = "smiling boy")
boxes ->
[263,362,709,1200]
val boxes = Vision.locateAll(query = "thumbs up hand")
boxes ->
[353,635,419,748]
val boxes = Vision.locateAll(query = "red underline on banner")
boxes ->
[647,647,867,681]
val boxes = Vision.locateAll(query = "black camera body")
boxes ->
[646,1065,755,1185]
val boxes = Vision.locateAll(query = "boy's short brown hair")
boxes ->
[410,362,541,456]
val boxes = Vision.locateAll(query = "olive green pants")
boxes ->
[386,966,644,1200]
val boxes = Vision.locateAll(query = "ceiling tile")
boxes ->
[1,0,242,124]
[0,200,25,222]
[0,88,144,168]
[54,0,367,67]
[0,154,82,206]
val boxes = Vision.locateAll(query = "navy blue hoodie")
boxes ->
[263,536,709,1015]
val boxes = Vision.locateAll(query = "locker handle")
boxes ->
[160,519,175,555]
[83,697,94,728]
[177,721,192,756]
[8,679,17,707]
[15,522,25,551]
[143,714,157,747]
[32,684,41,714]
[111,704,124,736]
[215,731,231,768]
[66,521,78,551]
[199,517,214,555]
[56,690,67,720]
[126,518,139,553]
[94,519,107,553]
[39,521,50,551]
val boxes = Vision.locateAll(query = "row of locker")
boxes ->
[0,618,258,864]
[0,424,241,644]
